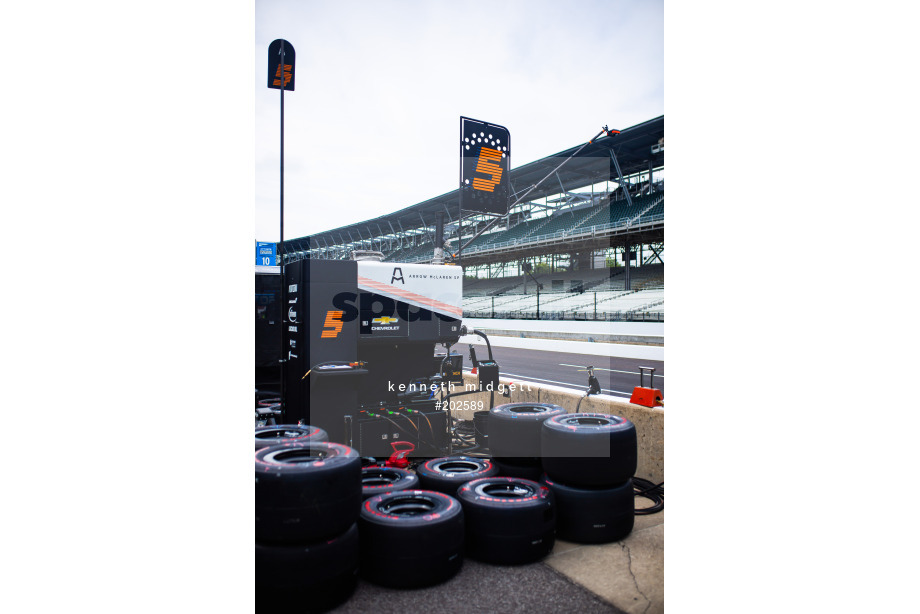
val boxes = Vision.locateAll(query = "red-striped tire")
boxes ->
[255,523,358,612]
[255,424,329,450]
[359,490,464,588]
[416,456,498,495]
[361,466,419,500]
[541,476,634,544]
[488,403,567,460]
[457,477,555,564]
[542,413,637,487]
[255,441,361,543]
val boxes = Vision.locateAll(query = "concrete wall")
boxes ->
[453,374,664,484]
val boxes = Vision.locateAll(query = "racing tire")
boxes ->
[255,424,329,450]
[541,413,637,487]
[456,477,555,565]
[416,456,498,495]
[256,442,362,543]
[541,476,634,544]
[361,466,419,500]
[488,403,567,459]
[359,490,465,588]
[255,523,359,613]
[494,458,544,482]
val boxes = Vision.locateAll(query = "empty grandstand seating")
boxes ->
[462,263,664,320]
[530,206,598,237]
[380,192,663,264]
[462,288,664,320]
[464,276,528,296]
[383,241,436,262]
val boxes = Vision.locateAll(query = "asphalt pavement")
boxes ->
[330,558,625,614]
[461,344,664,399]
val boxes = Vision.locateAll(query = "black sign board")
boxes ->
[459,116,510,215]
[255,273,282,368]
[267,39,295,91]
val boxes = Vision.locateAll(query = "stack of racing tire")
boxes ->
[358,454,476,587]
[357,456,473,587]
[255,426,362,613]
[252,410,638,608]
[541,413,638,543]
[413,454,557,566]
[487,403,568,481]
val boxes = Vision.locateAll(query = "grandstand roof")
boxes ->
[283,115,663,251]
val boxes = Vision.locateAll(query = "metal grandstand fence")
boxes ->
[462,309,664,322]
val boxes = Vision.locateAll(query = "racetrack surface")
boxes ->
[461,344,665,399]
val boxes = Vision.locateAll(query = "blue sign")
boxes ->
[256,241,277,266]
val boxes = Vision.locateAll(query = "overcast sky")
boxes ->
[255,0,663,243]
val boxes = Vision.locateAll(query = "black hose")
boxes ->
[448,417,486,455]
[633,477,664,515]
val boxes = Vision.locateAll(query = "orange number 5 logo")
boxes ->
[273,64,292,87]
[472,147,503,192]
[321,310,344,338]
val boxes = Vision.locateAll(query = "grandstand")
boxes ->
[462,263,664,321]
[278,116,664,321]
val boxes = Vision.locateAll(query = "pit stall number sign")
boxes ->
[256,242,277,266]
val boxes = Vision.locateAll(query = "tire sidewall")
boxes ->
[542,413,637,487]
[255,442,362,543]
[489,403,567,457]
[359,490,465,588]
[361,466,420,499]
[541,476,635,544]
[255,424,329,450]
[416,456,498,495]
[456,477,556,565]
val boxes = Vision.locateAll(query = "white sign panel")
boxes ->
[357,262,462,318]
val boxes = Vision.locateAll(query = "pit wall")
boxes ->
[453,374,664,484]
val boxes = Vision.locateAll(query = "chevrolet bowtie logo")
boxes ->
[372,317,399,325]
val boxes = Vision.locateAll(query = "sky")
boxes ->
[255,0,663,243]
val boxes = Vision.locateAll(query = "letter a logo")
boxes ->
[391,267,405,284]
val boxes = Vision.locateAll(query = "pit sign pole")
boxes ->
[268,39,295,418]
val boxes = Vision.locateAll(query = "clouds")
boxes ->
[255,0,662,242]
